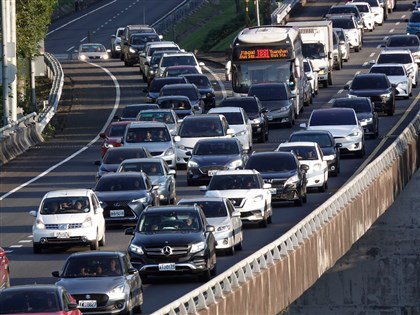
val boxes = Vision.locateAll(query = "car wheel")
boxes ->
[99,230,106,247]
[267,215,272,224]
[133,289,143,314]
[294,196,303,206]
[90,238,99,250]
[318,183,326,193]
[322,80,328,88]
[303,191,307,203]
[309,94,313,104]
[258,131,266,143]
[357,147,365,159]
[33,243,42,254]
[234,238,243,251]
[187,178,196,186]
[328,73,333,85]
[259,217,268,228]
[199,269,211,282]
[226,244,235,256]
[387,106,394,116]
[354,45,360,52]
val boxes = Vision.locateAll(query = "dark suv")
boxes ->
[125,205,217,281]
[123,32,161,66]
[245,152,308,206]
[120,25,157,62]
[218,96,269,143]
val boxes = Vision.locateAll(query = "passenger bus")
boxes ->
[231,25,304,117]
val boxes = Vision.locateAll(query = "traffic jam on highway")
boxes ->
[1,0,420,313]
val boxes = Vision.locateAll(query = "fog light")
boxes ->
[330,166,336,171]
[116,303,124,309]
[223,238,228,245]
[40,238,47,244]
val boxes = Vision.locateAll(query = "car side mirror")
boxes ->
[381,42,386,47]
[199,185,207,191]
[193,105,201,111]
[174,135,181,142]
[232,211,241,218]
[52,271,60,278]
[114,115,121,120]
[300,164,309,172]
[339,40,345,45]
[29,210,37,217]
[186,151,192,157]
[142,88,148,93]
[405,18,409,23]
[263,183,272,189]
[344,84,350,90]
[168,169,176,176]
[68,302,78,310]
[99,132,106,139]
[306,76,312,80]
[206,225,215,233]
[336,143,343,148]
[227,128,235,136]
[262,108,268,114]
[94,160,101,166]
[199,62,205,67]
[128,267,138,275]
[299,123,307,129]
[111,35,116,38]
[125,227,135,235]
[369,60,376,65]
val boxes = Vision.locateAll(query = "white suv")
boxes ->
[329,14,363,52]
[349,2,375,31]
[373,49,418,87]
[156,51,204,78]
[29,189,106,253]
[200,170,272,228]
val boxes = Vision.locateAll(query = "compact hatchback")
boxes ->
[77,43,109,61]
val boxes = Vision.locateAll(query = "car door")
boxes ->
[242,110,253,147]
[226,199,242,245]
[316,144,329,181]
[91,192,105,238]
[121,255,142,299]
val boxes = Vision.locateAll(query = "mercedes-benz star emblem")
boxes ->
[162,246,172,256]
[86,294,91,299]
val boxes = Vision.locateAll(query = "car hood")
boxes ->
[206,216,230,228]
[386,75,408,84]
[56,277,124,294]
[38,213,91,224]
[99,164,119,173]
[132,231,204,246]
[258,170,297,180]
[95,190,148,201]
[307,125,358,137]
[205,189,262,199]
[191,155,240,166]
[259,100,291,111]
[349,88,390,96]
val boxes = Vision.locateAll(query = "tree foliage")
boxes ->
[16,0,57,59]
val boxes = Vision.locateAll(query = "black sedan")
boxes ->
[332,97,379,138]
[288,130,341,177]
[182,74,216,110]
[186,138,248,186]
[52,251,143,315]
[125,205,217,282]
[245,152,308,206]
[94,172,159,226]
[344,73,396,116]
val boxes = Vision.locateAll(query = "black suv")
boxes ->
[125,205,217,281]
[120,25,157,62]
[245,152,308,206]
[123,32,161,67]
[218,96,269,143]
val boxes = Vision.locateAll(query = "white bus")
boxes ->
[231,25,304,116]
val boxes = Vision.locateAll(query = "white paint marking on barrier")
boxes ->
[19,240,31,243]
[355,71,360,75]
[346,80,352,86]
[402,14,406,19]
[396,22,400,25]
[9,245,22,248]
[328,99,334,104]
[377,44,381,48]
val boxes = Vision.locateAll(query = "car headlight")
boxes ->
[313,163,322,172]
[226,159,243,169]
[149,69,155,75]
[107,285,125,298]
[348,130,361,137]
[35,219,45,230]
[206,92,214,98]
[79,55,87,61]
[236,130,247,136]
[318,69,326,75]
[104,142,114,148]
[115,45,121,51]
[102,54,109,60]
[323,154,335,161]
[216,224,231,233]
[380,93,391,99]
[129,47,136,53]
[158,181,166,187]
[285,174,299,185]
[251,117,262,124]
[81,216,92,228]
[187,160,198,168]
[251,194,264,202]
[176,144,186,150]
[131,197,148,204]
[129,243,144,254]
[164,147,175,156]
[190,241,206,253]
[279,105,291,112]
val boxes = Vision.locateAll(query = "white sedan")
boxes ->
[276,141,329,192]
[77,43,109,61]
[208,107,253,152]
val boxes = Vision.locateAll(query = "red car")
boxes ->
[99,121,131,157]
[0,247,10,289]
[0,284,82,315]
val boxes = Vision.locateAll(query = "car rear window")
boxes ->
[161,86,198,101]
[289,134,333,147]
[122,105,158,119]
[161,55,197,67]
[193,141,239,155]
[387,36,420,47]
[180,201,228,218]
[219,99,258,114]
[331,18,355,29]
[218,112,244,125]
[95,176,146,191]
[332,99,371,112]
[179,119,223,137]
[370,66,405,76]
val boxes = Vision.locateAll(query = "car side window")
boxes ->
[91,194,100,210]
[226,201,235,216]
[122,255,131,274]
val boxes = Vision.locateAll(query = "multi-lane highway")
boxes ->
[0,0,419,313]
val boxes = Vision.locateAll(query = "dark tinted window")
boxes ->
[331,18,355,29]
[354,4,368,12]
[95,176,146,191]
[103,149,148,164]
[122,105,158,119]
[329,6,359,15]
[137,111,175,123]
[149,78,187,93]
[370,66,405,76]
[62,256,122,277]
[158,99,192,110]
[130,34,160,45]
[125,126,171,143]
[193,141,239,155]
[289,133,333,147]
[108,124,127,137]
[119,162,163,175]
[161,86,198,101]
[387,36,420,47]
[184,75,212,88]
[351,75,388,89]
[246,154,298,172]
[219,98,259,114]
[0,288,61,313]
[332,99,371,112]
[208,175,260,190]
[138,210,201,232]
[248,85,288,101]
[377,53,413,64]
[302,43,326,58]
[218,112,244,125]
[303,61,311,72]
[180,201,228,218]
[179,119,223,137]
[310,110,357,126]
[277,146,318,160]
[161,55,197,67]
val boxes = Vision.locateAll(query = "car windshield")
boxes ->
[103,149,147,164]
[387,36,420,47]
[180,201,228,218]
[193,141,239,155]
[161,87,198,100]
[0,289,61,313]
[184,75,211,87]
[310,110,357,126]
[158,99,191,110]
[370,66,405,76]
[248,85,288,101]
[161,55,197,67]
[165,67,198,76]
[377,53,412,64]
[351,76,388,89]
[40,197,90,214]
[218,112,244,125]
[179,119,223,137]
[220,99,259,114]
[150,53,165,65]
[107,124,127,137]
[95,176,146,191]
[409,12,420,22]
[119,162,163,176]
[138,111,175,123]
[80,44,105,52]
[130,34,160,45]
[137,211,201,232]
[289,134,333,147]
[122,105,158,119]
[208,175,260,190]
[364,0,379,7]
[62,256,122,278]
[278,146,318,160]
[247,155,297,172]
[354,4,368,12]
[302,43,326,59]
[331,18,355,29]
[125,127,171,143]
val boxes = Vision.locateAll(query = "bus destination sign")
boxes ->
[237,47,290,60]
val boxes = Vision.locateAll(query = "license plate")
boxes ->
[56,232,69,239]
[158,263,176,271]
[78,300,97,308]
[110,209,125,217]
[269,188,277,195]
[208,170,218,176]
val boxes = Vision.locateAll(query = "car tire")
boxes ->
[354,45,360,52]
[328,73,333,85]
[309,94,313,105]
[318,182,326,193]
[199,269,211,282]
[90,238,99,250]
[387,106,394,116]
[226,245,235,256]
[99,230,106,247]
[267,214,272,224]
[258,131,266,143]
[264,128,269,141]
[322,80,328,88]
[187,178,196,186]
[357,147,365,159]
[234,238,243,251]
[259,217,268,228]
[294,196,303,206]
[33,243,42,254]
[303,191,307,203]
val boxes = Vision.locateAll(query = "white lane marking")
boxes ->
[355,71,360,75]
[66,46,74,52]
[203,66,227,99]
[396,22,400,25]
[337,89,343,94]
[9,245,22,248]
[369,52,375,57]
[389,29,394,33]
[402,15,406,19]
[4,250,13,254]
[46,0,117,36]
[80,37,87,42]
[0,63,121,201]
[18,240,31,243]
[347,92,420,183]
[377,44,381,48]
[363,62,368,66]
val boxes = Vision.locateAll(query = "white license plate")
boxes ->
[78,300,97,308]
[158,263,176,271]
[56,232,69,239]
[110,210,125,217]
[269,188,277,195]
[208,170,218,176]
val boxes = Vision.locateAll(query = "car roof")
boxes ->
[67,251,125,259]
[120,157,164,164]
[124,103,158,108]
[100,172,147,179]
[249,151,296,158]
[127,121,168,128]
[208,107,243,113]
[178,197,227,203]
[379,49,412,54]
[312,107,356,115]
[44,189,92,198]
[1,284,61,292]
[144,205,199,213]
[278,141,318,148]
[157,95,191,101]
[290,130,334,137]
[354,72,387,78]
[182,114,223,121]
[249,82,287,88]
[212,169,259,176]
[370,63,405,68]
[195,137,239,144]
[161,83,197,89]
[137,108,176,114]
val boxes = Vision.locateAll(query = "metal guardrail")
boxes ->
[271,0,300,25]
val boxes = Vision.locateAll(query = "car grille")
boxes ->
[228,198,244,208]
[103,200,136,219]
[264,178,286,188]
[199,165,226,173]
[72,294,109,308]
[45,223,82,229]
[144,245,189,257]
[88,56,101,59]
[150,151,163,156]
[44,236,85,244]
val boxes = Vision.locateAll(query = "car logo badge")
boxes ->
[58,224,68,230]
[114,203,121,207]
[86,294,91,299]
[162,246,172,256]
[231,200,236,205]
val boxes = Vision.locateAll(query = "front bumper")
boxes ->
[32,226,98,245]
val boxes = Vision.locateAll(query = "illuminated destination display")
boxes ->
[234,47,290,60]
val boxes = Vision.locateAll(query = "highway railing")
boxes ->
[152,103,420,314]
